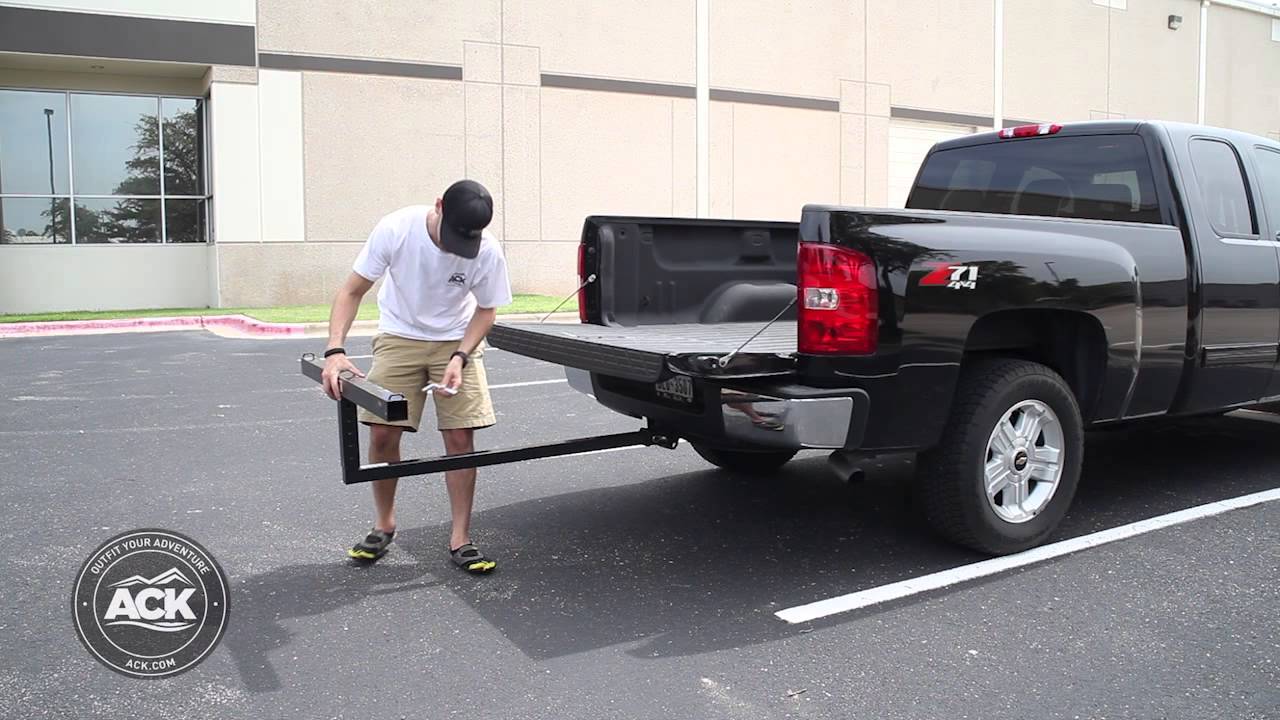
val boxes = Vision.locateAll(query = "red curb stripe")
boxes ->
[0,314,308,338]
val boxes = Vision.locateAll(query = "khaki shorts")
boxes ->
[358,333,496,432]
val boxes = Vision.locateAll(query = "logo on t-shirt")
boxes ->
[447,272,466,287]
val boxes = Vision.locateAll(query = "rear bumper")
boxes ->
[566,368,868,450]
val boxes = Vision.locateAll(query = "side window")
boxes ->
[1253,147,1280,240]
[1189,139,1257,236]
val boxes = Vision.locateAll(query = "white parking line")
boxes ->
[489,378,568,390]
[333,360,567,391]
[775,486,1280,624]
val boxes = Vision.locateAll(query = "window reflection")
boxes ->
[74,198,161,243]
[164,199,206,243]
[162,98,205,196]
[0,90,70,195]
[0,197,70,243]
[71,94,161,196]
[0,89,207,244]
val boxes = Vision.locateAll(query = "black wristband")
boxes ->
[451,350,470,367]
[323,347,346,358]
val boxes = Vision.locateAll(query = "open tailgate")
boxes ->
[488,322,797,382]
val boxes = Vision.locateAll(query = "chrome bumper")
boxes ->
[565,368,855,450]
[718,389,852,449]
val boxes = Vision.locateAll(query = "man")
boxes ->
[321,179,512,574]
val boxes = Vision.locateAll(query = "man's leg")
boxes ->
[440,428,476,550]
[430,340,495,571]
[369,423,405,533]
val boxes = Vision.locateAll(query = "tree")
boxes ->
[41,200,101,242]
[96,105,202,242]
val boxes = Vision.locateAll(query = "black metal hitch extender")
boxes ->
[301,354,678,485]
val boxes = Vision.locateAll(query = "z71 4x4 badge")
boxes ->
[920,263,980,290]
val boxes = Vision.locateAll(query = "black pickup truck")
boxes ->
[488,121,1280,555]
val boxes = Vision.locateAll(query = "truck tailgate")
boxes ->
[488,322,797,383]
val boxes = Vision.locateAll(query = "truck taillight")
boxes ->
[797,242,878,355]
[577,242,589,323]
[998,123,1063,139]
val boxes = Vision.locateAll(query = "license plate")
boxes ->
[654,375,694,404]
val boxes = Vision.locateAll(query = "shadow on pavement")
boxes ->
[224,412,1280,687]
[223,560,442,692]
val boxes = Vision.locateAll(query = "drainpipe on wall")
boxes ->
[993,0,1004,130]
[1198,0,1209,124]
[696,0,710,218]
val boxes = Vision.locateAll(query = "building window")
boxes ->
[0,89,209,245]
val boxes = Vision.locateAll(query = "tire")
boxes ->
[691,442,798,474]
[917,358,1083,555]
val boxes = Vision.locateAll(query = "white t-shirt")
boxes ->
[352,205,513,341]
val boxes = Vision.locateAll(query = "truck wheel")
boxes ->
[917,358,1083,555]
[691,443,798,474]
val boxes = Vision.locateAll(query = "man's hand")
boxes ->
[321,353,365,400]
[441,355,465,392]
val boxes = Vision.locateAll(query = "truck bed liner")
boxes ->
[488,322,797,383]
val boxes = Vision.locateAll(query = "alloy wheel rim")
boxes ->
[983,399,1065,524]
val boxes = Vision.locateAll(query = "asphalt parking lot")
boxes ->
[1,330,1276,719]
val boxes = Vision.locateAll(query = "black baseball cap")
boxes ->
[439,179,493,259]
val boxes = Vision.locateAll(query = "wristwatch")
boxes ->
[451,350,470,367]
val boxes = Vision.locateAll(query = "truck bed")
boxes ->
[488,322,797,383]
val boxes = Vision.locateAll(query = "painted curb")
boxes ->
[0,314,306,338]
[0,312,580,339]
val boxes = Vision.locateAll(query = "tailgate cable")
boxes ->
[540,274,597,323]
[714,296,797,368]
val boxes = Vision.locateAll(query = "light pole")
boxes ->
[44,108,57,241]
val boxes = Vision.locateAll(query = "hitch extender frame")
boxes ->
[301,354,676,484]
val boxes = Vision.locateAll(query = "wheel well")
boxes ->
[963,309,1108,421]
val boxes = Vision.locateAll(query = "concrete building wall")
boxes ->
[7,0,254,24]
[3,0,1280,311]
[867,0,995,118]
[1108,0,1202,122]
[209,80,261,246]
[709,0,863,99]
[1004,0,1111,121]
[505,0,695,85]
[257,0,499,67]
[0,245,211,313]
[300,72,466,243]
[1205,3,1280,137]
[215,242,358,307]
[709,101,842,220]
[0,64,205,95]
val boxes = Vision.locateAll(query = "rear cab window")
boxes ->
[1188,138,1257,237]
[908,134,1164,224]
[1253,146,1280,240]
